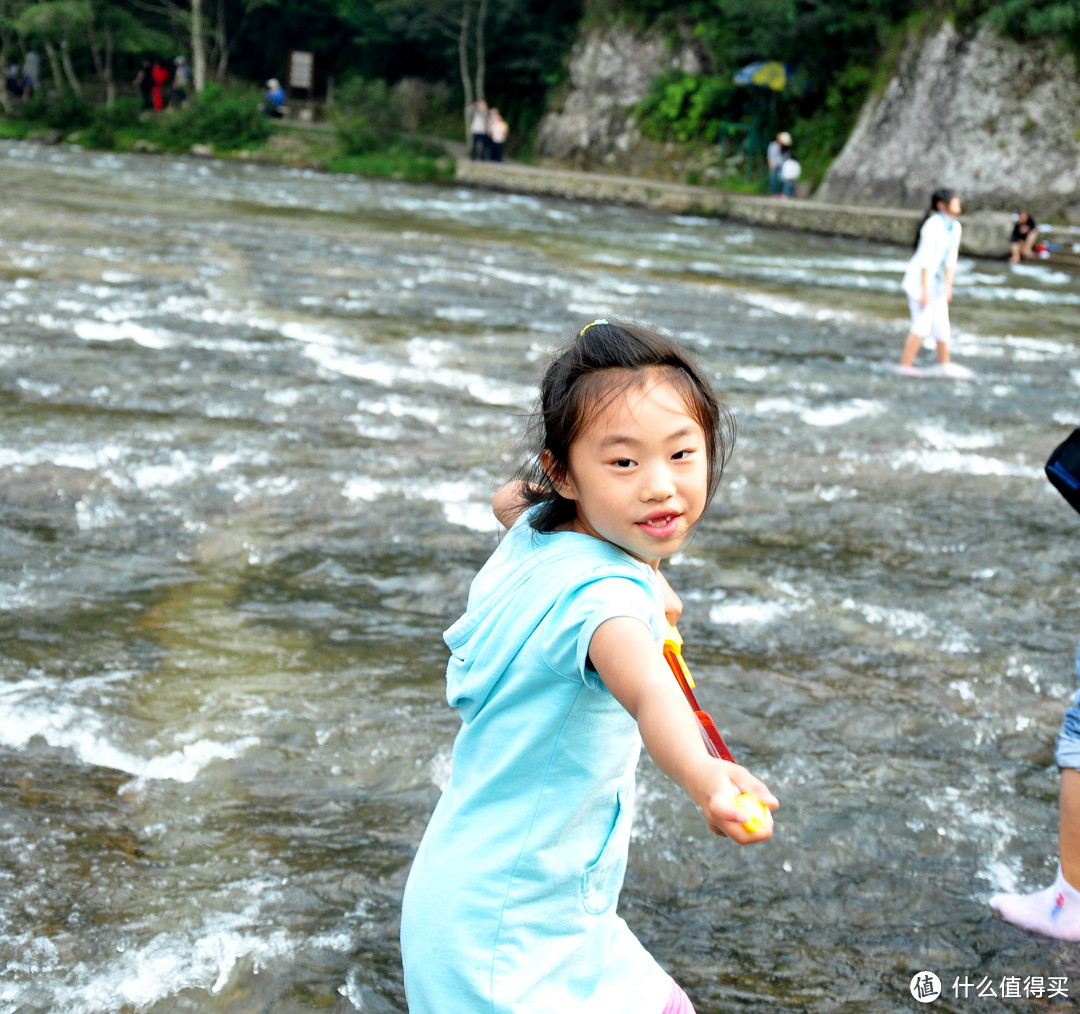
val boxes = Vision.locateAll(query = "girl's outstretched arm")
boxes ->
[590,615,777,842]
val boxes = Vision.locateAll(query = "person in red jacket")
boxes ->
[150,59,170,112]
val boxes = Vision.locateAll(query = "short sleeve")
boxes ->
[539,572,663,690]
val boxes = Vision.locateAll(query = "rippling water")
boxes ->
[2,140,1080,1013]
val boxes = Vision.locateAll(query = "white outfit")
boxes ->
[902,213,961,341]
[766,139,784,171]
[469,105,488,135]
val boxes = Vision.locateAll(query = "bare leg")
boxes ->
[989,768,1080,939]
[935,341,950,365]
[1059,768,1080,889]
[899,332,923,368]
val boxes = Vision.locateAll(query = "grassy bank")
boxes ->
[0,85,457,184]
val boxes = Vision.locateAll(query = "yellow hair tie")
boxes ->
[578,318,609,337]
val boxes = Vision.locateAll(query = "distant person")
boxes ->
[780,155,801,198]
[467,99,489,160]
[991,427,1080,940]
[4,63,24,100]
[767,131,791,196]
[150,59,169,111]
[21,49,39,99]
[171,56,190,108]
[898,187,963,375]
[134,59,153,110]
[487,108,508,162]
[264,78,286,118]
[1010,209,1039,264]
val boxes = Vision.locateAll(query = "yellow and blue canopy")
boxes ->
[733,61,789,91]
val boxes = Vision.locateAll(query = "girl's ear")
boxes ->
[541,449,575,500]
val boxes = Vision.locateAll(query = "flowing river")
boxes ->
[2,140,1080,1014]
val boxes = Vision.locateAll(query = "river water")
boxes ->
[2,140,1079,1013]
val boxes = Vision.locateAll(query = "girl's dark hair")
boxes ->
[515,319,735,533]
[913,187,955,249]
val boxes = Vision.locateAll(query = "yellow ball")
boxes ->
[735,792,768,833]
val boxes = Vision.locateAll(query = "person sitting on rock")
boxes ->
[1009,209,1039,264]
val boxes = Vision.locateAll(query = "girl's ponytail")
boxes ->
[913,188,954,249]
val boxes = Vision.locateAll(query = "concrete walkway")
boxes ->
[455,159,1012,258]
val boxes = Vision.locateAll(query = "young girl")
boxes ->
[400,319,778,1013]
[898,188,963,375]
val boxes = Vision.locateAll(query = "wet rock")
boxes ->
[536,24,707,176]
[817,22,1080,223]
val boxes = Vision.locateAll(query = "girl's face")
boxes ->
[941,196,962,216]
[548,372,709,567]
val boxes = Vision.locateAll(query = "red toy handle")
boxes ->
[662,627,735,763]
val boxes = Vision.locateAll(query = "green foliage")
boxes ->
[155,84,270,151]
[332,77,398,155]
[19,90,94,131]
[325,141,454,183]
[14,0,92,38]
[978,0,1080,48]
[636,72,738,143]
[623,0,918,189]
[81,97,142,150]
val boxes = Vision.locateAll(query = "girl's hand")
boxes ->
[590,617,777,845]
[945,284,953,304]
[919,290,929,309]
[695,762,778,844]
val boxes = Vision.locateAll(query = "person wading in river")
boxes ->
[898,188,963,376]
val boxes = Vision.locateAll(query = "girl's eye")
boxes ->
[614,459,635,468]
[672,449,695,460]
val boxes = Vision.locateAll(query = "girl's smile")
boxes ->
[549,372,709,567]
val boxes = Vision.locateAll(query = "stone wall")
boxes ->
[817,22,1080,223]
[455,160,1013,257]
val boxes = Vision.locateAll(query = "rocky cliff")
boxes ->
[535,24,715,180]
[816,22,1080,222]
[538,19,1080,223]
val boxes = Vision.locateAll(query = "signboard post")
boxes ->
[287,50,315,121]
[288,51,314,95]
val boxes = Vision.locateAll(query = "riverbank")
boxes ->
[457,158,1015,258]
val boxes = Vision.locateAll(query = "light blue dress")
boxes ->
[400,511,674,1013]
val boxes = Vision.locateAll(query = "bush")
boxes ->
[19,90,94,132]
[326,142,454,183]
[332,77,398,156]
[635,73,739,144]
[82,98,143,150]
[157,83,269,150]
